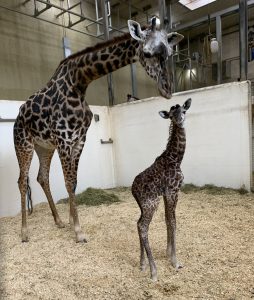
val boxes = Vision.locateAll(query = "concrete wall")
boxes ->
[0,81,252,217]
[111,81,252,190]
[0,1,160,105]
[0,101,115,217]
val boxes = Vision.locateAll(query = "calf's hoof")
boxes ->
[21,230,29,243]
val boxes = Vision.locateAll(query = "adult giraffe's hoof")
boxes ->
[76,232,88,243]
[56,220,65,228]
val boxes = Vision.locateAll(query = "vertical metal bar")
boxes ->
[216,15,222,84]
[95,0,100,35]
[128,0,131,19]
[160,0,176,93]
[189,58,192,89]
[67,0,71,27]
[34,0,37,16]
[101,0,109,38]
[128,0,137,98]
[101,0,114,106]
[117,4,119,28]
[167,1,176,92]
[80,1,83,16]
[159,0,169,93]
[107,1,112,28]
[167,1,172,30]
[130,64,137,98]
[187,34,192,89]
[159,0,167,29]
[239,0,248,80]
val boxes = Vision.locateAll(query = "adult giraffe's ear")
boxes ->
[128,20,144,41]
[159,111,170,119]
[167,32,184,46]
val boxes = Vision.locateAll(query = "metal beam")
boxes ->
[56,1,81,18]
[101,0,114,106]
[0,117,16,122]
[0,4,103,40]
[34,0,51,17]
[36,0,103,26]
[216,15,222,84]
[239,0,248,80]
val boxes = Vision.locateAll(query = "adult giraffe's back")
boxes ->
[14,18,184,242]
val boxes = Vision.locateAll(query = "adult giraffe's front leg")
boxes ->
[163,192,182,270]
[58,140,87,243]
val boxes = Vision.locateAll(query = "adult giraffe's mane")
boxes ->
[58,25,149,67]
[59,32,132,65]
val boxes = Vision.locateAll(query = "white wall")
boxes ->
[0,81,252,217]
[0,101,115,217]
[110,81,252,191]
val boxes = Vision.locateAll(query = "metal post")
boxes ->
[159,0,167,29]
[130,64,137,98]
[216,15,222,84]
[239,0,248,80]
[128,0,138,98]
[101,0,114,106]
[160,0,175,93]
[187,34,192,89]
[168,2,176,92]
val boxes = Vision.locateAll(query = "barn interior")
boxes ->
[0,1,254,299]
[0,0,253,104]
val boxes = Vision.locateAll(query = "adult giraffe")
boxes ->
[14,18,184,242]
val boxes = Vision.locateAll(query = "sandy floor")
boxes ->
[0,188,254,300]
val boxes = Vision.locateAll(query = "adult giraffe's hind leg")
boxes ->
[14,130,34,242]
[35,145,64,228]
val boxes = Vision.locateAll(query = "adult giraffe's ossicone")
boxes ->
[14,17,184,243]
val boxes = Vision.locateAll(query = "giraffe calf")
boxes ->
[131,98,192,281]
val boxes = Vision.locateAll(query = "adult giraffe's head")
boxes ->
[128,17,184,99]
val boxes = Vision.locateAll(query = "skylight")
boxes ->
[179,0,216,10]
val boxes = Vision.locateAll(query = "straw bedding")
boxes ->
[0,188,253,299]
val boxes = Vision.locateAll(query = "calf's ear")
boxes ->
[159,111,170,119]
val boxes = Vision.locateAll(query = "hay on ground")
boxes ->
[0,187,254,299]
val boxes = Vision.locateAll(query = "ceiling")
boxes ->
[104,0,254,35]
[2,0,253,42]
[106,0,240,23]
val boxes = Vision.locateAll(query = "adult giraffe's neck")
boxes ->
[164,123,186,164]
[57,34,139,93]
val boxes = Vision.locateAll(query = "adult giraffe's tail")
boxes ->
[27,177,33,215]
